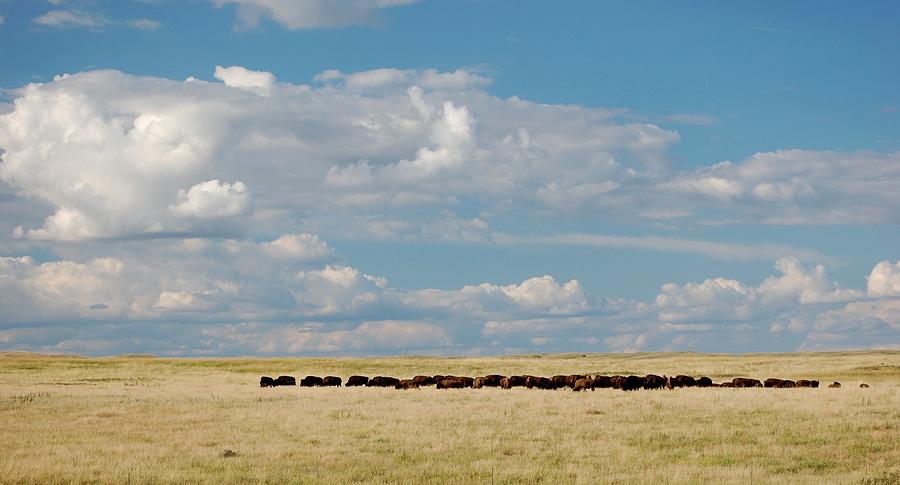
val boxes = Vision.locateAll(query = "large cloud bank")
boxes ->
[0,66,898,355]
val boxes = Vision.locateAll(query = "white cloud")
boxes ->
[660,150,900,224]
[128,19,162,31]
[214,65,276,96]
[32,10,107,29]
[867,261,900,297]
[169,179,250,218]
[211,0,420,30]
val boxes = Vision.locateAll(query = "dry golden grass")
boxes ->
[1,350,898,484]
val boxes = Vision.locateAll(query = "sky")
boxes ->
[0,0,898,356]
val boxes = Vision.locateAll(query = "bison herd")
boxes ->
[260,373,867,391]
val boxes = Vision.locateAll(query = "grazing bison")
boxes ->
[322,376,342,387]
[412,375,436,387]
[524,376,551,390]
[573,378,593,392]
[473,377,485,389]
[481,375,504,387]
[566,375,587,388]
[860,383,870,388]
[550,375,569,389]
[300,376,322,387]
[260,376,277,387]
[643,374,667,390]
[275,375,297,386]
[367,376,400,387]
[697,376,713,387]
[671,375,697,388]
[613,375,644,391]
[591,375,613,388]
[719,382,735,388]
[828,381,841,388]
[438,377,473,389]
[346,375,369,387]
[765,378,795,388]
[501,376,526,389]
[795,380,818,388]
[732,377,763,388]
[395,379,418,390]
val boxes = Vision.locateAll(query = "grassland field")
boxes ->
[1,350,898,484]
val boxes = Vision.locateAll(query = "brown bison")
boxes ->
[697,376,713,387]
[481,375,505,387]
[732,377,763,388]
[549,375,569,389]
[860,383,870,388]
[573,378,593,392]
[828,381,841,388]
[395,379,418,390]
[366,376,400,387]
[437,377,473,389]
[591,375,613,388]
[765,378,795,388]
[719,382,735,388]
[671,375,697,388]
[795,380,818,388]
[412,375,436,387]
[501,376,526,389]
[613,375,645,391]
[275,375,297,386]
[566,375,587,388]
[300,376,322,387]
[524,376,551,389]
[643,374,667,390]
[346,375,369,387]
[322,376,342,387]
[260,376,277,387]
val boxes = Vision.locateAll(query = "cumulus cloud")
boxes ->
[660,150,900,224]
[0,238,896,355]
[169,179,250,218]
[211,0,420,30]
[867,261,900,297]
[214,65,276,96]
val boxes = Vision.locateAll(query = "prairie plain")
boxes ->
[1,350,898,484]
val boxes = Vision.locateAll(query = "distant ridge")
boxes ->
[0,351,158,359]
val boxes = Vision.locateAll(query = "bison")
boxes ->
[765,378,795,388]
[260,376,277,387]
[860,383,870,388]
[412,375,436,387]
[346,375,369,387]
[395,379,418,390]
[732,377,763,388]
[322,376,342,387]
[438,377,473,389]
[549,375,569,389]
[500,376,526,389]
[828,381,841,388]
[795,380,818,388]
[670,375,697,388]
[366,376,400,387]
[613,375,644,391]
[697,376,713,387]
[299,376,322,387]
[591,375,613,388]
[643,374,667,390]
[573,378,593,392]
[718,382,735,388]
[566,375,587,388]
[275,375,297,386]
[481,375,504,387]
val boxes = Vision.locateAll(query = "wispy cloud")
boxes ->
[494,232,834,264]
[660,113,719,126]
[33,10,108,30]
[750,25,793,33]
[128,19,162,31]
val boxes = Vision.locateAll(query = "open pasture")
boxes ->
[1,350,898,484]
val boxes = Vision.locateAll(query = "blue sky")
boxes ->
[0,0,898,355]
